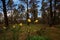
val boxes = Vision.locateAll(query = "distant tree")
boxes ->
[13,8,19,23]
[56,0,60,24]
[0,13,3,23]
[18,4,25,13]
[7,0,14,24]
[40,0,48,24]
[41,0,60,26]
[29,0,39,22]
[19,0,30,25]
[0,12,2,18]
[53,0,56,24]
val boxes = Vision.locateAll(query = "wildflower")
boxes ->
[28,19,31,22]
[35,20,38,23]
[13,25,16,28]
[3,27,6,29]
[19,23,23,26]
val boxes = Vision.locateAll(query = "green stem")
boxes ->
[13,27,20,40]
[3,30,6,40]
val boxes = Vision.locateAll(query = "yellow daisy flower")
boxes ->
[13,25,16,28]
[28,19,31,22]
[3,27,6,29]
[19,23,23,26]
[35,20,38,23]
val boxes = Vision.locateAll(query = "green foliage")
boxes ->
[0,24,21,40]
[27,35,50,40]
[11,24,21,40]
[2,29,7,40]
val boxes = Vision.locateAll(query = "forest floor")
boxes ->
[20,24,60,40]
[0,24,60,40]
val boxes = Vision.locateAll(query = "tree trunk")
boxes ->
[33,3,37,21]
[27,0,29,25]
[53,0,56,25]
[2,0,9,28]
[11,7,13,24]
[49,0,53,26]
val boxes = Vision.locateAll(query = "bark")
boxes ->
[27,0,29,25]
[53,0,56,24]
[49,0,53,26]
[2,0,9,27]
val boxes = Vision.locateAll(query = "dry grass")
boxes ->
[0,24,60,40]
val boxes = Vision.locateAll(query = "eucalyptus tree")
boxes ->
[29,0,39,21]
[7,0,14,24]
[47,0,56,26]
[53,0,56,24]
[54,0,60,24]
[40,0,48,24]
[41,0,53,26]
[18,4,25,13]
[8,0,14,9]
[1,0,9,28]
[19,0,30,25]
[0,12,3,23]
[49,0,57,26]
[18,4,25,20]
[13,8,19,23]
[40,0,60,25]
[50,0,60,25]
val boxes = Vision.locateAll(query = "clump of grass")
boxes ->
[2,27,7,40]
[27,35,50,40]
[11,24,21,40]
